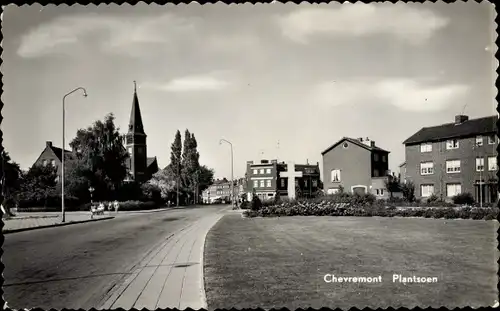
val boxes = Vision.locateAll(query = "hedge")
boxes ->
[243,200,498,221]
[17,200,161,212]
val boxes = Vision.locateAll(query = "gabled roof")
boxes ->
[50,146,73,162]
[321,137,390,155]
[403,115,498,145]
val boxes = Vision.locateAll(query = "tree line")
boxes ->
[0,113,214,212]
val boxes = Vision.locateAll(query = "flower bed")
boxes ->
[243,199,498,220]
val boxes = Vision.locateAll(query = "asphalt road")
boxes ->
[3,205,228,310]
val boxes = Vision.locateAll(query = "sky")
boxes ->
[2,2,497,180]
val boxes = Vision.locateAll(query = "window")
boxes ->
[312,180,318,187]
[55,176,60,183]
[373,169,379,177]
[128,147,132,155]
[446,160,461,173]
[304,179,308,187]
[374,154,379,161]
[265,168,271,174]
[50,159,56,167]
[42,160,48,166]
[266,180,271,187]
[488,135,496,144]
[331,169,341,182]
[382,155,386,162]
[376,189,379,195]
[446,184,462,197]
[421,184,434,197]
[420,162,434,175]
[280,178,285,187]
[380,189,384,196]
[446,139,459,150]
[260,180,265,187]
[476,136,483,147]
[259,169,264,174]
[476,158,484,171]
[253,180,258,188]
[420,143,432,153]
[253,169,258,175]
[342,143,349,149]
[488,157,497,171]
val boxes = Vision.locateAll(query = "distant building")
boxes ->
[403,114,498,203]
[123,82,159,183]
[202,178,244,203]
[244,159,321,201]
[321,137,390,199]
[32,141,73,182]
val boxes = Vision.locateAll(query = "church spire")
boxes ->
[128,80,145,135]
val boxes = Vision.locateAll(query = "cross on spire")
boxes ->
[133,80,137,93]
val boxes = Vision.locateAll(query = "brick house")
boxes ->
[32,141,73,182]
[402,114,498,203]
[321,137,390,198]
[244,159,321,201]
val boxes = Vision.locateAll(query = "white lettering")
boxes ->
[392,274,438,284]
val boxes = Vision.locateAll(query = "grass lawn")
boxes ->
[203,215,498,309]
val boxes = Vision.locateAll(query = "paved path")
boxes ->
[100,213,224,309]
[3,205,228,309]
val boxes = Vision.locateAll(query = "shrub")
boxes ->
[251,194,262,211]
[452,193,475,205]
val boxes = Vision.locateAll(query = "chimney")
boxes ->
[46,141,53,148]
[247,160,254,165]
[358,137,363,142]
[455,115,469,125]
[306,159,309,164]
[370,141,375,147]
[271,159,277,164]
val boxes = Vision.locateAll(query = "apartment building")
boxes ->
[403,115,498,203]
[245,159,321,201]
[321,137,391,199]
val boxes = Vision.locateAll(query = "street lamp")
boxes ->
[62,87,87,223]
[219,139,234,207]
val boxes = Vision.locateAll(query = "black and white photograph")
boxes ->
[1,2,498,310]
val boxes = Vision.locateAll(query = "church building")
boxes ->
[124,81,159,183]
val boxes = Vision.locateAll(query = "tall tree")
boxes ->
[67,113,129,201]
[18,164,58,206]
[170,130,183,178]
[169,130,183,204]
[181,129,193,200]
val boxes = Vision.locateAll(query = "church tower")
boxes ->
[126,81,148,183]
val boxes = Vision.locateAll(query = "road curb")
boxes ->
[2,216,115,234]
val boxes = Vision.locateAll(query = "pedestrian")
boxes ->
[113,200,119,212]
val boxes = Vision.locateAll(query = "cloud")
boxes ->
[17,13,198,58]
[277,4,449,45]
[311,78,469,112]
[144,73,231,92]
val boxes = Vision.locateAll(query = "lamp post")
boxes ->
[62,87,87,223]
[219,139,234,207]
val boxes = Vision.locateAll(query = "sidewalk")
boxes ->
[3,213,113,233]
[100,213,225,310]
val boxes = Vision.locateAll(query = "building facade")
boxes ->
[321,137,391,199]
[244,159,321,201]
[403,115,498,203]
